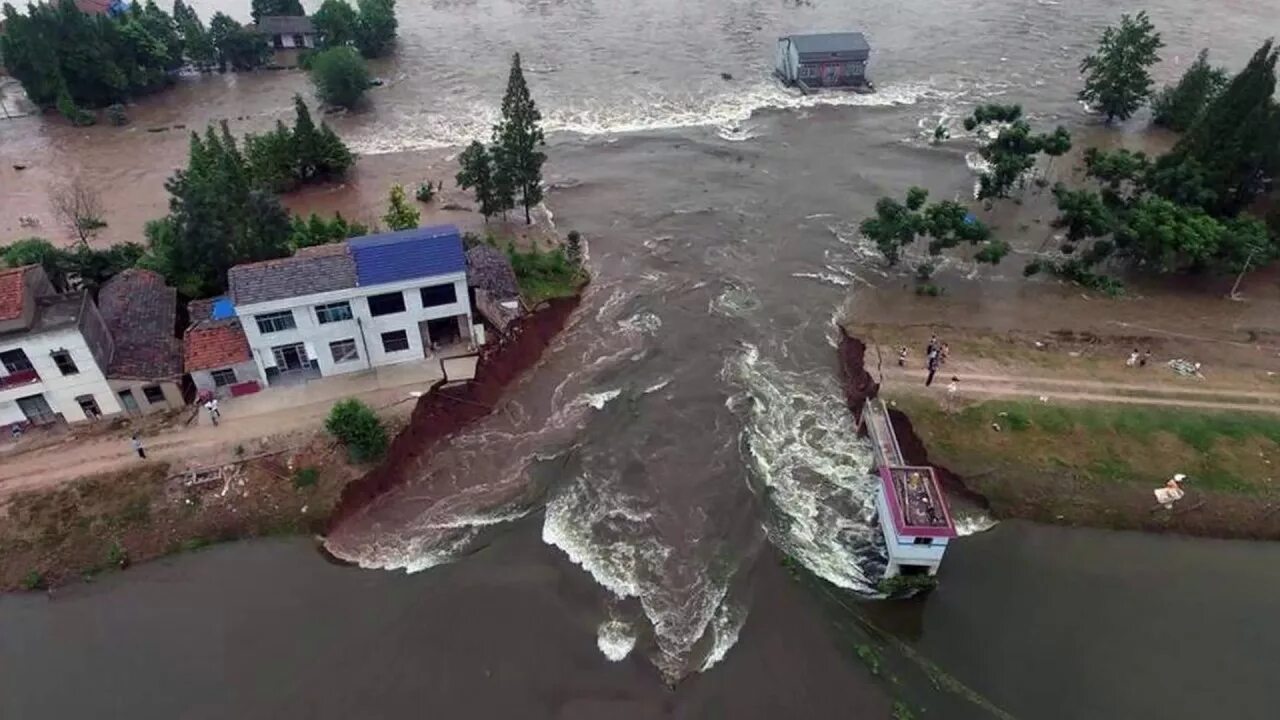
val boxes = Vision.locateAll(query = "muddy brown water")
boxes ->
[4,0,1280,716]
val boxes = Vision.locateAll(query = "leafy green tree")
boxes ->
[456,141,502,220]
[966,105,1072,199]
[309,46,370,108]
[1171,40,1280,214]
[244,96,355,191]
[0,238,71,289]
[251,0,305,23]
[289,213,368,248]
[354,0,397,58]
[1,237,144,292]
[382,184,419,230]
[313,0,359,49]
[859,188,926,266]
[1051,184,1114,253]
[859,187,1001,267]
[1151,49,1228,132]
[1078,12,1164,122]
[209,12,269,72]
[325,398,388,462]
[174,0,216,71]
[494,53,546,224]
[1113,195,1223,273]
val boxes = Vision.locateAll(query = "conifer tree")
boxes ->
[1151,49,1228,132]
[383,184,420,230]
[493,53,546,224]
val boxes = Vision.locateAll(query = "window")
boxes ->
[330,338,359,364]
[912,537,934,546]
[210,368,238,387]
[255,310,296,334]
[420,284,458,308]
[1,349,33,373]
[367,292,406,317]
[380,330,410,353]
[315,301,354,324]
[51,349,78,376]
[76,394,101,418]
[143,385,166,404]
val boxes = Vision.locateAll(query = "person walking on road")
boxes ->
[204,398,220,426]
[925,350,940,386]
[131,433,146,459]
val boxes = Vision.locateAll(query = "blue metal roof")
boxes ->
[348,225,466,287]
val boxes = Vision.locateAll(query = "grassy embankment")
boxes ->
[894,395,1280,538]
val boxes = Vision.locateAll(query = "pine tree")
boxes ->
[456,141,500,220]
[1078,12,1164,123]
[1172,40,1279,214]
[383,184,420,230]
[494,53,546,224]
[1151,49,1228,132]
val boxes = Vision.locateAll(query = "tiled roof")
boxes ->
[227,249,358,306]
[0,266,33,322]
[466,245,520,300]
[98,269,183,379]
[349,226,466,286]
[184,319,253,372]
[254,15,314,35]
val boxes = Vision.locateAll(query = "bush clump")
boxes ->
[325,398,388,462]
[309,46,371,109]
[292,466,320,489]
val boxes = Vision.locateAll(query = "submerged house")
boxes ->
[252,15,318,51]
[775,32,872,92]
[465,244,523,338]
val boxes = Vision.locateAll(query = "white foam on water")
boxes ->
[792,271,853,288]
[582,389,622,410]
[954,513,998,536]
[698,598,748,672]
[724,344,883,593]
[709,283,761,318]
[643,379,672,395]
[597,618,638,661]
[618,311,662,335]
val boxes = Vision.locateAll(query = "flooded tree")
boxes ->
[313,0,360,49]
[251,0,305,23]
[1151,49,1228,132]
[48,177,107,245]
[383,185,420,231]
[309,47,371,109]
[859,186,1000,269]
[494,52,547,225]
[1078,12,1164,123]
[456,141,502,221]
[354,0,398,58]
[965,104,1072,200]
[209,12,270,72]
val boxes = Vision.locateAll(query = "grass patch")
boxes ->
[506,242,586,305]
[292,466,320,489]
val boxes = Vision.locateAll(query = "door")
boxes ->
[272,344,307,371]
[76,394,102,419]
[821,63,841,86]
[118,389,141,414]
[16,394,57,424]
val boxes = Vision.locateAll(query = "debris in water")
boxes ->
[1154,474,1186,509]
[720,72,733,81]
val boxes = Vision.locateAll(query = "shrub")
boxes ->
[325,398,388,462]
[20,570,44,591]
[293,466,320,489]
[415,182,435,203]
[566,230,583,267]
[106,541,128,569]
[106,103,128,126]
[309,46,371,109]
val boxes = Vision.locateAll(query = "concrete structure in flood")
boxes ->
[861,398,956,578]
[775,32,873,93]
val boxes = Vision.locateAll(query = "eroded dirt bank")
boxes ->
[326,296,582,531]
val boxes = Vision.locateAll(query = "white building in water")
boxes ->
[226,226,477,388]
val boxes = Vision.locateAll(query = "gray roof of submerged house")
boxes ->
[786,32,870,59]
[97,269,183,379]
[465,244,520,300]
[228,243,358,306]
[253,15,315,35]
[227,226,467,307]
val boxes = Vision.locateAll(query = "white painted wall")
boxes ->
[191,359,264,399]
[235,272,472,385]
[0,325,123,423]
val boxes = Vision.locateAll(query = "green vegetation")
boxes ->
[309,46,371,109]
[208,12,271,72]
[325,398,389,463]
[292,466,320,489]
[877,574,939,597]
[311,0,398,58]
[105,541,128,568]
[245,96,356,192]
[507,242,584,304]
[455,53,547,224]
[251,0,304,23]
[415,182,436,203]
[289,212,369,249]
[20,570,44,591]
[892,701,918,720]
[1078,12,1164,122]
[859,186,1001,267]
[854,643,882,675]
[0,238,144,293]
[896,392,1280,532]
[382,184,420,230]
[1152,49,1228,132]
[963,104,1071,200]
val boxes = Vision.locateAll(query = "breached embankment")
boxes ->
[326,295,582,533]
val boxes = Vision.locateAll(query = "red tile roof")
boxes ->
[0,266,34,322]
[184,319,253,372]
[98,269,184,379]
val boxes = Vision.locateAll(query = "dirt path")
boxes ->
[879,365,1280,414]
[0,388,417,502]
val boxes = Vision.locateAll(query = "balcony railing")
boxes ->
[0,369,41,391]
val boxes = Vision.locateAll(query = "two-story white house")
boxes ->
[0,265,123,430]
[226,225,476,387]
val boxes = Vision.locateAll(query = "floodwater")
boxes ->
[4,0,1280,716]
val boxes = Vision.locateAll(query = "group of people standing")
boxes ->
[898,335,950,387]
